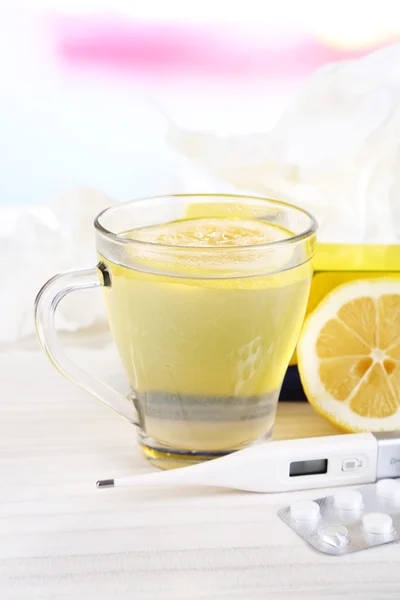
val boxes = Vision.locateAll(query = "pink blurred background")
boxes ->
[1,1,399,205]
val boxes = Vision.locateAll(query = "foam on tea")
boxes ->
[99,217,311,459]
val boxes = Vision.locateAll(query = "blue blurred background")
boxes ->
[1,1,399,206]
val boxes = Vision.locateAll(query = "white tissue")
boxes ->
[5,45,400,345]
[1,188,114,344]
[167,43,400,244]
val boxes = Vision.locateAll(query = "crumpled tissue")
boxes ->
[1,188,114,344]
[5,45,400,345]
[167,43,400,244]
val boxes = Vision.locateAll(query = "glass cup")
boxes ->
[35,194,317,468]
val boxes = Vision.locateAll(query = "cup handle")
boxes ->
[34,266,138,423]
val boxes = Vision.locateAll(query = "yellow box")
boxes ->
[290,243,400,366]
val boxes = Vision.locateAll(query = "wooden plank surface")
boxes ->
[1,348,398,600]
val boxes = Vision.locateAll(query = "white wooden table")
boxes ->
[2,346,400,599]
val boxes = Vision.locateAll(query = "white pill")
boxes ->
[376,479,400,502]
[362,512,393,535]
[318,524,349,549]
[334,490,363,511]
[290,500,320,521]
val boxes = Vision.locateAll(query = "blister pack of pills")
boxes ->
[278,479,400,555]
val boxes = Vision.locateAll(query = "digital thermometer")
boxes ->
[97,432,400,493]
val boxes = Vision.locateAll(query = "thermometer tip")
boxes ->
[96,478,115,489]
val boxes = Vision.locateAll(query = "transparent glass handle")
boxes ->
[34,267,137,423]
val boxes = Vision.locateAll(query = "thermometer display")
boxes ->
[289,459,328,477]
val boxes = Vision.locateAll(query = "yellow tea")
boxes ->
[35,194,316,469]
[100,217,311,454]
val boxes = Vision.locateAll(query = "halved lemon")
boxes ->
[298,279,400,432]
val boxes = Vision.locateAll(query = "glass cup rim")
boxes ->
[94,193,318,250]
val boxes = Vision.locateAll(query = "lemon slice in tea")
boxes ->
[129,217,290,247]
[124,217,295,279]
